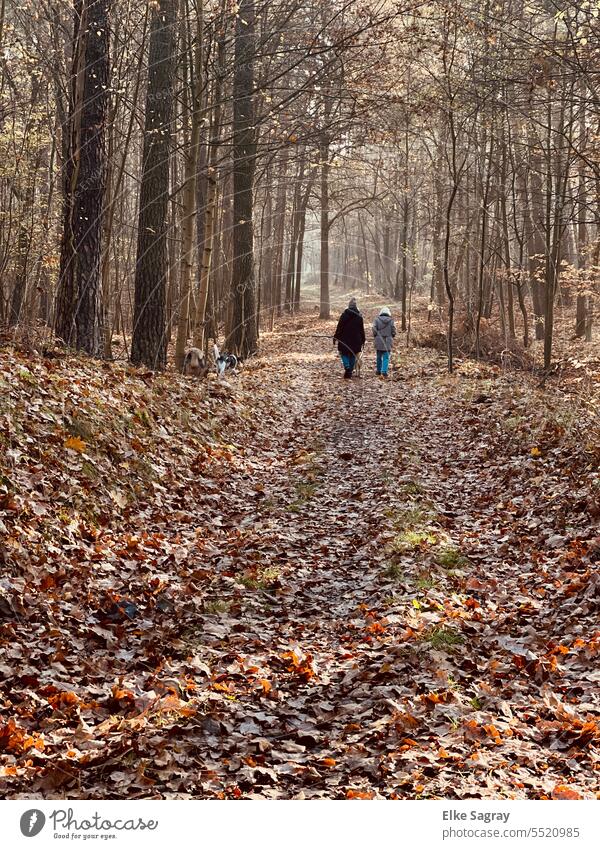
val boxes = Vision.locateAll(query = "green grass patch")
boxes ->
[18,368,36,385]
[383,594,402,606]
[399,480,425,496]
[240,566,281,591]
[204,599,231,614]
[415,572,437,590]
[81,460,99,479]
[503,415,524,431]
[133,408,152,428]
[398,504,437,528]
[287,476,321,513]
[295,481,317,499]
[390,529,437,553]
[436,545,470,569]
[383,562,404,581]
[425,626,464,650]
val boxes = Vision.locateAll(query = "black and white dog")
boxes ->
[183,344,237,378]
[213,344,238,377]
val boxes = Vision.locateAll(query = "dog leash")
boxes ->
[275,332,334,339]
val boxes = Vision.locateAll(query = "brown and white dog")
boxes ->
[183,344,238,378]
[182,347,209,377]
[354,350,364,378]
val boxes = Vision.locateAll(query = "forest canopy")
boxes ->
[0,0,598,370]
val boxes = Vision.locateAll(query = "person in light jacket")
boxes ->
[372,307,396,378]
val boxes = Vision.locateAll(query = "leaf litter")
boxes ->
[0,317,599,799]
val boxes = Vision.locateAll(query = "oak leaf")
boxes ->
[64,436,86,453]
[552,785,582,800]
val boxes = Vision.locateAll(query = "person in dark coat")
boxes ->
[333,297,366,378]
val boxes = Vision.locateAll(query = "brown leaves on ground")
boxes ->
[0,313,599,799]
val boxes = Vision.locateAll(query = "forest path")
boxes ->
[181,320,597,799]
[2,316,597,800]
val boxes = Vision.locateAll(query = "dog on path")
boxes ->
[183,347,209,377]
[214,344,238,377]
[354,350,364,378]
[183,344,238,378]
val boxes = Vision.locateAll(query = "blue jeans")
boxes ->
[341,353,356,372]
[376,350,390,375]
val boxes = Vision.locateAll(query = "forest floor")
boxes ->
[1,306,600,799]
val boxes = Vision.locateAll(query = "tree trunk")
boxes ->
[475,131,494,359]
[194,28,225,348]
[55,0,109,353]
[175,0,203,372]
[575,83,589,340]
[293,177,313,313]
[73,0,110,355]
[227,0,258,357]
[272,147,288,321]
[358,214,370,295]
[9,170,37,327]
[131,0,177,369]
[500,139,515,339]
[284,157,304,312]
[260,164,274,322]
[55,0,86,346]
[319,132,330,319]
[430,156,444,315]
[543,90,568,370]
[400,195,409,330]
[526,129,546,342]
[166,147,179,343]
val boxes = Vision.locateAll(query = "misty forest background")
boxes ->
[1,0,600,369]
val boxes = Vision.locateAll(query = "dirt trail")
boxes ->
[2,319,597,799]
[177,323,598,799]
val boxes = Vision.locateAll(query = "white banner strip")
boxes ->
[1,800,598,848]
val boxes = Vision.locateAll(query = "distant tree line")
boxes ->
[0,0,598,371]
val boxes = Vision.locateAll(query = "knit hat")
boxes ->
[380,306,391,316]
[348,297,358,310]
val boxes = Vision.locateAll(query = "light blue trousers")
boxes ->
[376,350,390,375]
